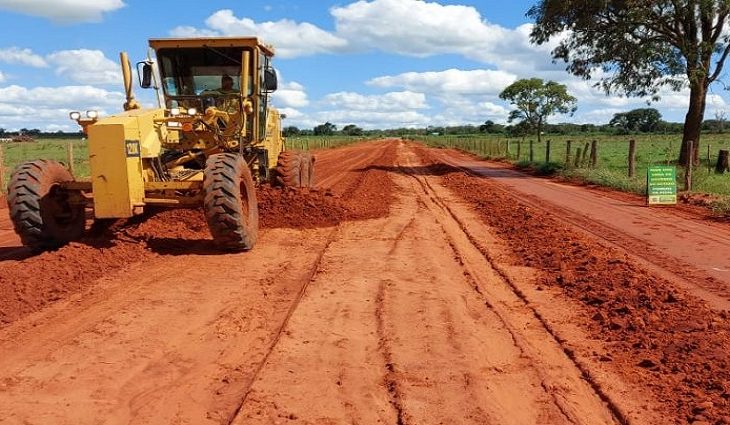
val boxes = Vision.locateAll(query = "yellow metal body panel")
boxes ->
[87,109,165,218]
[259,107,284,170]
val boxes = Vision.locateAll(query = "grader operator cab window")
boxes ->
[156,46,254,106]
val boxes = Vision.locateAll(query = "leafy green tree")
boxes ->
[529,0,730,165]
[499,78,577,144]
[313,122,337,136]
[283,126,300,137]
[341,124,364,136]
[609,108,662,133]
[479,120,496,133]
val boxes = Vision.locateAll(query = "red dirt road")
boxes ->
[0,139,728,424]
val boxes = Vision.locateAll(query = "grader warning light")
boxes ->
[7,37,316,252]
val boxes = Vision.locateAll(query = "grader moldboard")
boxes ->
[7,37,315,252]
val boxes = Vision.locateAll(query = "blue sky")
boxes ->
[0,0,727,132]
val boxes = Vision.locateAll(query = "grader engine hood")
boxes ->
[87,109,165,218]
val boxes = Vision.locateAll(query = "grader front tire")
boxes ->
[7,160,85,252]
[203,153,259,251]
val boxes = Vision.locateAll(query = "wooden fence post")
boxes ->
[565,140,572,165]
[505,140,510,158]
[716,149,729,173]
[628,139,636,178]
[707,144,711,174]
[685,140,693,192]
[517,139,522,160]
[66,141,75,175]
[590,140,598,168]
[529,139,534,162]
[582,142,590,165]
[575,148,582,167]
[545,139,551,163]
[0,146,5,193]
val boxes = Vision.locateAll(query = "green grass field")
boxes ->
[414,134,730,200]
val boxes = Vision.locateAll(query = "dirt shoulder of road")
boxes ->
[415,144,730,425]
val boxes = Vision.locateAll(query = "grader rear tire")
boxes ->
[275,151,315,188]
[203,153,259,251]
[275,150,302,187]
[303,153,316,188]
[7,160,85,252]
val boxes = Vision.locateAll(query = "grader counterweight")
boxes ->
[7,37,315,252]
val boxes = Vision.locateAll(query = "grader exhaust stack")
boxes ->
[6,37,316,253]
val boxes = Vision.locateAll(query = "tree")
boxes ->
[479,120,496,133]
[313,122,337,136]
[609,108,663,133]
[529,1,730,165]
[283,126,300,137]
[499,78,577,144]
[341,124,364,136]
[716,109,727,133]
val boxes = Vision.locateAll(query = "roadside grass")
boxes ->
[413,133,730,215]
[1,138,89,187]
[286,135,369,151]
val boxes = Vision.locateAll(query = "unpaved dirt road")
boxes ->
[0,139,728,424]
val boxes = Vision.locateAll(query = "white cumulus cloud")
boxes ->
[0,47,47,67]
[322,91,427,111]
[170,9,348,58]
[369,69,517,96]
[46,49,121,85]
[0,0,125,23]
[0,85,126,130]
[272,81,309,108]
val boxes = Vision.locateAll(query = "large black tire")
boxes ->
[275,150,302,187]
[275,151,315,188]
[203,153,259,251]
[304,153,316,188]
[7,160,85,251]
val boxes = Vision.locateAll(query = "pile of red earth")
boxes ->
[417,149,730,424]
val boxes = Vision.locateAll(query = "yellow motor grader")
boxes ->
[7,37,315,252]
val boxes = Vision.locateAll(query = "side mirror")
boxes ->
[264,68,278,92]
[138,62,153,89]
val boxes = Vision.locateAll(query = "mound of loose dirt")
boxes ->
[418,148,730,425]
[258,186,347,229]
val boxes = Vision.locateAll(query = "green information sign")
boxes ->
[647,166,677,205]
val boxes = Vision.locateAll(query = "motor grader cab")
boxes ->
[6,37,315,252]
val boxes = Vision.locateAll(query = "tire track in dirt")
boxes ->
[230,142,622,425]
[416,145,730,424]
[397,145,623,425]
[223,226,339,425]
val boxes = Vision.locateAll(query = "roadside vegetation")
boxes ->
[414,133,730,215]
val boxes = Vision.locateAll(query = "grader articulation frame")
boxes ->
[7,37,315,252]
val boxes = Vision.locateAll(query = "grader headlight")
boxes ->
[69,111,81,120]
[86,110,99,119]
